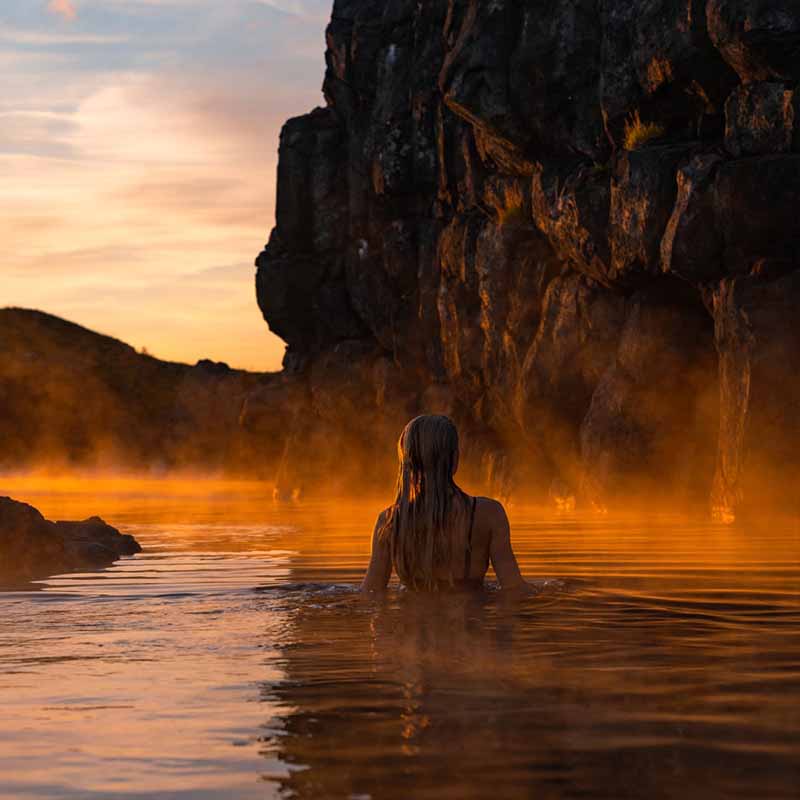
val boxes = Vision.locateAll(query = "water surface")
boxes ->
[1,479,798,799]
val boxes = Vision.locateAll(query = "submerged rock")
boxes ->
[0,497,141,585]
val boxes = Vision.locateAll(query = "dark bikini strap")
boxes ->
[464,496,477,579]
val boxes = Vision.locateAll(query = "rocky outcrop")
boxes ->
[0,308,278,475]
[709,272,800,519]
[580,282,718,509]
[0,496,141,585]
[252,0,800,519]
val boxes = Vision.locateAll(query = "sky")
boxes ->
[1,0,332,371]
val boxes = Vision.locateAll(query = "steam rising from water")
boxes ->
[0,479,798,799]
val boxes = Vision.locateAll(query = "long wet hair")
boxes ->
[378,415,470,590]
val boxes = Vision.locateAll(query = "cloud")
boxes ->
[0,70,288,369]
[47,0,77,21]
[0,26,127,45]
[0,109,78,158]
[2,0,331,370]
[254,0,330,21]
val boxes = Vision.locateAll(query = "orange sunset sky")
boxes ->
[3,0,332,371]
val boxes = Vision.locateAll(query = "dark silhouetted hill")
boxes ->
[0,307,278,474]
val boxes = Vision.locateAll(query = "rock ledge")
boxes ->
[0,496,141,585]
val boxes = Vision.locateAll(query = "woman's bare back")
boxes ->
[361,494,531,593]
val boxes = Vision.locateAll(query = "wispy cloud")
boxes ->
[0,70,287,367]
[0,25,127,45]
[255,0,330,21]
[2,0,331,370]
[47,0,77,21]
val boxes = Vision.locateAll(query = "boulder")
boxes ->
[0,497,141,585]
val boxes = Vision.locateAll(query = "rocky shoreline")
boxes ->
[0,496,141,586]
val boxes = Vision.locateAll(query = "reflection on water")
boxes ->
[0,479,798,799]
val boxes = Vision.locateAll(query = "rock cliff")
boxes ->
[255,0,800,518]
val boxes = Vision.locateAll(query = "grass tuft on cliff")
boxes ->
[623,111,665,150]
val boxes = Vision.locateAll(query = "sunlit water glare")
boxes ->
[0,479,798,799]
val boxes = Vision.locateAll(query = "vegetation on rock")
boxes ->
[623,111,666,150]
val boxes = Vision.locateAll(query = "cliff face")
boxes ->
[255,0,800,517]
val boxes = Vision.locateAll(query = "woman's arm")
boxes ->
[488,499,536,594]
[360,510,393,592]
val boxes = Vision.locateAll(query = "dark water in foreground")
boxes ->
[0,479,799,800]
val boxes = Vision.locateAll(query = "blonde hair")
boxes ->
[379,415,469,589]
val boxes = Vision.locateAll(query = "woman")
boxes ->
[360,414,535,594]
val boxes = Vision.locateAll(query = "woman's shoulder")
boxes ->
[472,494,505,511]
[471,495,508,522]
[376,504,396,523]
